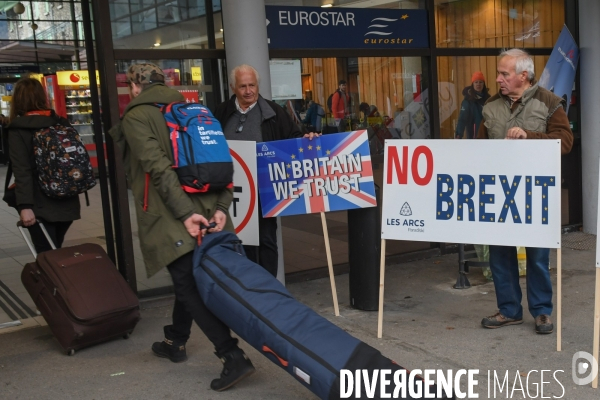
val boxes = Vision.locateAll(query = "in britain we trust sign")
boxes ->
[256,131,376,218]
[381,140,562,249]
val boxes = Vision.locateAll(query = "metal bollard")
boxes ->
[347,184,381,310]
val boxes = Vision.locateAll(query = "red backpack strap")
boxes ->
[25,110,52,117]
[143,173,150,211]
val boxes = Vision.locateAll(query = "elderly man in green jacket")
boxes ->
[109,63,254,392]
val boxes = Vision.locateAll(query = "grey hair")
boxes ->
[229,64,260,88]
[499,48,535,82]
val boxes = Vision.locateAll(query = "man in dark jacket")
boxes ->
[213,64,304,277]
[109,63,254,392]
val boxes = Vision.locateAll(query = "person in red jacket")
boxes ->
[331,79,351,132]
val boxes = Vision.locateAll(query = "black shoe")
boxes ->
[535,314,554,334]
[481,311,523,329]
[152,338,188,363]
[210,348,255,392]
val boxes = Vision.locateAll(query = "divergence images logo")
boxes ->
[572,351,599,385]
[400,202,412,216]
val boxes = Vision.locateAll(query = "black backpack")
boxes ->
[33,123,96,198]
[327,89,341,113]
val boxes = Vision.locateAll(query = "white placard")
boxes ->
[228,140,259,246]
[269,60,302,101]
[381,140,561,248]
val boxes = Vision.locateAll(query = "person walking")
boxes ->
[7,77,80,253]
[109,63,255,392]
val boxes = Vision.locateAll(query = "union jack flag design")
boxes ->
[256,130,376,218]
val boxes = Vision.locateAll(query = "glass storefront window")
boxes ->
[437,55,550,139]
[435,0,565,48]
[108,0,221,49]
[273,55,431,273]
[264,0,424,9]
[295,57,429,155]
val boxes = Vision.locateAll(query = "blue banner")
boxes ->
[265,6,428,49]
[538,25,579,113]
[256,131,376,218]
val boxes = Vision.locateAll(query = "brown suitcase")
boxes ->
[19,222,140,355]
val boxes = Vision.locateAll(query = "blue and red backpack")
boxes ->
[158,102,233,194]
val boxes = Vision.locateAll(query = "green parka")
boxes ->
[109,83,233,278]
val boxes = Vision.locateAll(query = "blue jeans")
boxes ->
[488,246,552,319]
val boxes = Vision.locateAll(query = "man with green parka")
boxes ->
[109,63,254,392]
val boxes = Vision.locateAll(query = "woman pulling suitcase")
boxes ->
[6,77,80,252]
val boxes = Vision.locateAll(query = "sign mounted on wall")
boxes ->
[265,6,428,49]
[56,70,100,86]
[270,60,302,101]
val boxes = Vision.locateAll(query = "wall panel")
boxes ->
[435,0,563,48]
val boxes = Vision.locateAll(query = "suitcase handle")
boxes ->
[196,222,217,246]
[17,220,57,258]
[29,270,40,282]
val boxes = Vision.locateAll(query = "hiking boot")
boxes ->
[481,311,523,329]
[210,348,255,392]
[151,338,188,363]
[535,314,554,334]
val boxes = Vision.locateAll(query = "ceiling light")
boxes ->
[321,3,333,7]
[154,42,161,47]
[13,2,25,15]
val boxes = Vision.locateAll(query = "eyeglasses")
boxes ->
[236,114,247,133]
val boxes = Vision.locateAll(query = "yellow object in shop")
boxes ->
[481,246,528,282]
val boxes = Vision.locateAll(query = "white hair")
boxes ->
[499,48,535,82]
[229,64,260,88]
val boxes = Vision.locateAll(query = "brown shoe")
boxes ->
[481,311,523,329]
[535,314,554,334]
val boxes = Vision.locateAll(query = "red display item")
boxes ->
[42,75,67,118]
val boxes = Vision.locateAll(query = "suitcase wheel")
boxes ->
[67,349,75,356]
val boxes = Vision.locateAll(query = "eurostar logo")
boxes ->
[364,17,398,37]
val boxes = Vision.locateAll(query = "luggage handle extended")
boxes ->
[17,220,57,258]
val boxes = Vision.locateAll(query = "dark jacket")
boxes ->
[455,85,490,139]
[7,111,81,222]
[213,94,302,142]
[109,83,234,277]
